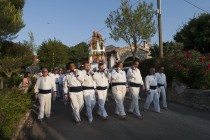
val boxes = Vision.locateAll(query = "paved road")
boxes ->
[19,97,210,140]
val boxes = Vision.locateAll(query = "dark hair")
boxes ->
[158,66,164,70]
[133,60,139,64]
[24,72,29,78]
[117,61,123,66]
[83,62,89,65]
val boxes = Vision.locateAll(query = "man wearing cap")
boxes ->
[92,62,109,120]
[82,62,96,123]
[49,68,60,101]
[111,61,127,119]
[34,68,56,121]
[144,67,160,113]
[156,66,167,110]
[127,60,144,119]
[63,63,84,125]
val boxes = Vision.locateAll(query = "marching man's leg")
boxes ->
[44,94,51,118]
[97,90,108,119]
[129,87,142,119]
[144,91,154,111]
[161,87,167,109]
[69,93,81,124]
[153,90,160,113]
[38,94,45,120]
[83,90,92,122]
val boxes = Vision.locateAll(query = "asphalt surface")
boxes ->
[18,96,210,140]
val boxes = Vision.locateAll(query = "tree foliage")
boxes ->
[0,40,33,77]
[0,0,25,41]
[105,0,156,59]
[68,42,89,67]
[150,41,183,58]
[37,39,69,69]
[174,13,210,54]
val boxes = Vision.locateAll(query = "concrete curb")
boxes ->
[12,110,31,140]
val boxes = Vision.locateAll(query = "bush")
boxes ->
[140,50,210,89]
[4,75,22,88]
[0,89,32,139]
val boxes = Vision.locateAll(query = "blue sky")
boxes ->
[14,0,210,48]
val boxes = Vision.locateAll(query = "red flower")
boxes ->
[207,64,210,70]
[186,53,191,59]
[199,57,205,62]
[178,66,182,71]
[176,60,180,64]
[206,56,210,60]
[186,66,190,71]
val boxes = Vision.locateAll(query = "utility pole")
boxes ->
[157,0,163,58]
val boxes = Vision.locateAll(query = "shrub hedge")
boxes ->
[0,89,32,139]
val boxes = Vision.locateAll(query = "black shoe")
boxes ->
[120,115,126,120]
[137,116,143,120]
[75,121,80,126]
[127,110,133,114]
[102,116,108,121]
[38,119,43,123]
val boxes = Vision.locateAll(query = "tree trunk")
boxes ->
[132,37,138,60]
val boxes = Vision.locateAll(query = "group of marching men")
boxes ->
[34,60,167,125]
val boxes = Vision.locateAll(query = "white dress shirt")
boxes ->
[127,67,144,85]
[145,75,158,91]
[34,76,56,93]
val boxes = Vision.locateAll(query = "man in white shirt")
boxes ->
[92,62,109,120]
[49,68,60,101]
[82,62,96,123]
[34,68,56,121]
[144,67,160,113]
[111,62,127,119]
[156,66,167,110]
[127,60,144,119]
[58,69,65,101]
[63,63,84,126]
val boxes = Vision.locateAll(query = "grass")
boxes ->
[0,88,32,139]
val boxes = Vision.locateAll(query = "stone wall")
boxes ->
[167,81,210,112]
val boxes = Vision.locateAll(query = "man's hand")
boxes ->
[35,93,38,99]
[95,90,98,95]
[74,69,78,75]
[53,92,57,97]
[142,85,145,91]
[146,90,151,95]
[64,95,68,101]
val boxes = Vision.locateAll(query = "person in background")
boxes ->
[127,60,144,120]
[156,66,167,110]
[59,69,65,101]
[111,61,127,119]
[49,68,60,101]
[21,72,32,93]
[34,68,56,121]
[63,63,84,126]
[144,67,160,113]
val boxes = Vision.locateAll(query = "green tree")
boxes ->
[0,41,33,77]
[22,31,37,53]
[105,0,156,60]
[0,0,25,41]
[37,39,69,69]
[174,13,210,54]
[68,42,89,67]
[150,41,183,58]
